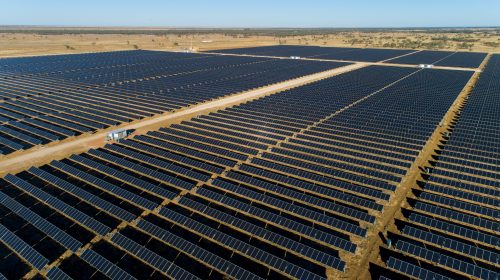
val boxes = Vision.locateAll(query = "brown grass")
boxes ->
[1,30,499,58]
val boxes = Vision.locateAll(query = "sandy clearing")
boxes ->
[1,31,499,59]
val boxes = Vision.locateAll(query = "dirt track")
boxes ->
[0,62,366,176]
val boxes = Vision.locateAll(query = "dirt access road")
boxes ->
[0,62,366,176]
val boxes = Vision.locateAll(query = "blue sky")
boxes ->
[0,0,498,28]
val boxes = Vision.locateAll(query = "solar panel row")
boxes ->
[0,139,227,278]
[0,57,476,279]
[209,45,415,62]
[0,47,484,279]
[388,50,487,68]
[208,45,487,67]
[0,50,346,155]
[376,55,499,280]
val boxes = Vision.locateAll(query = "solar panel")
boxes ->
[0,223,49,270]
[0,185,82,251]
[225,170,376,223]
[87,148,195,191]
[28,166,136,222]
[386,257,452,280]
[45,267,73,280]
[401,225,499,264]
[208,45,417,63]
[136,219,263,280]
[109,233,201,280]
[0,126,42,145]
[50,160,158,210]
[394,240,498,279]
[4,173,110,235]
[0,51,494,279]
[80,249,136,280]
[69,154,178,200]
[178,196,346,271]
[8,121,59,141]
[0,50,347,155]
[0,135,25,150]
[157,207,327,280]
[196,187,357,253]
[211,177,366,237]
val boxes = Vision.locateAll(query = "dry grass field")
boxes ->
[0,28,499,58]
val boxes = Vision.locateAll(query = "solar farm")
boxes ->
[207,45,488,68]
[0,46,498,280]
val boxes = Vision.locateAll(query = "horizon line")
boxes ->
[1,25,500,30]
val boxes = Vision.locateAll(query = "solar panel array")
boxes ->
[208,45,487,67]
[0,59,475,279]
[387,50,487,68]
[374,55,499,280]
[209,45,415,62]
[0,50,346,155]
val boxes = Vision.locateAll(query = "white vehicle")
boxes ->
[105,129,131,141]
[419,64,434,68]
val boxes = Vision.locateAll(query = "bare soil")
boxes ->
[1,30,499,58]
